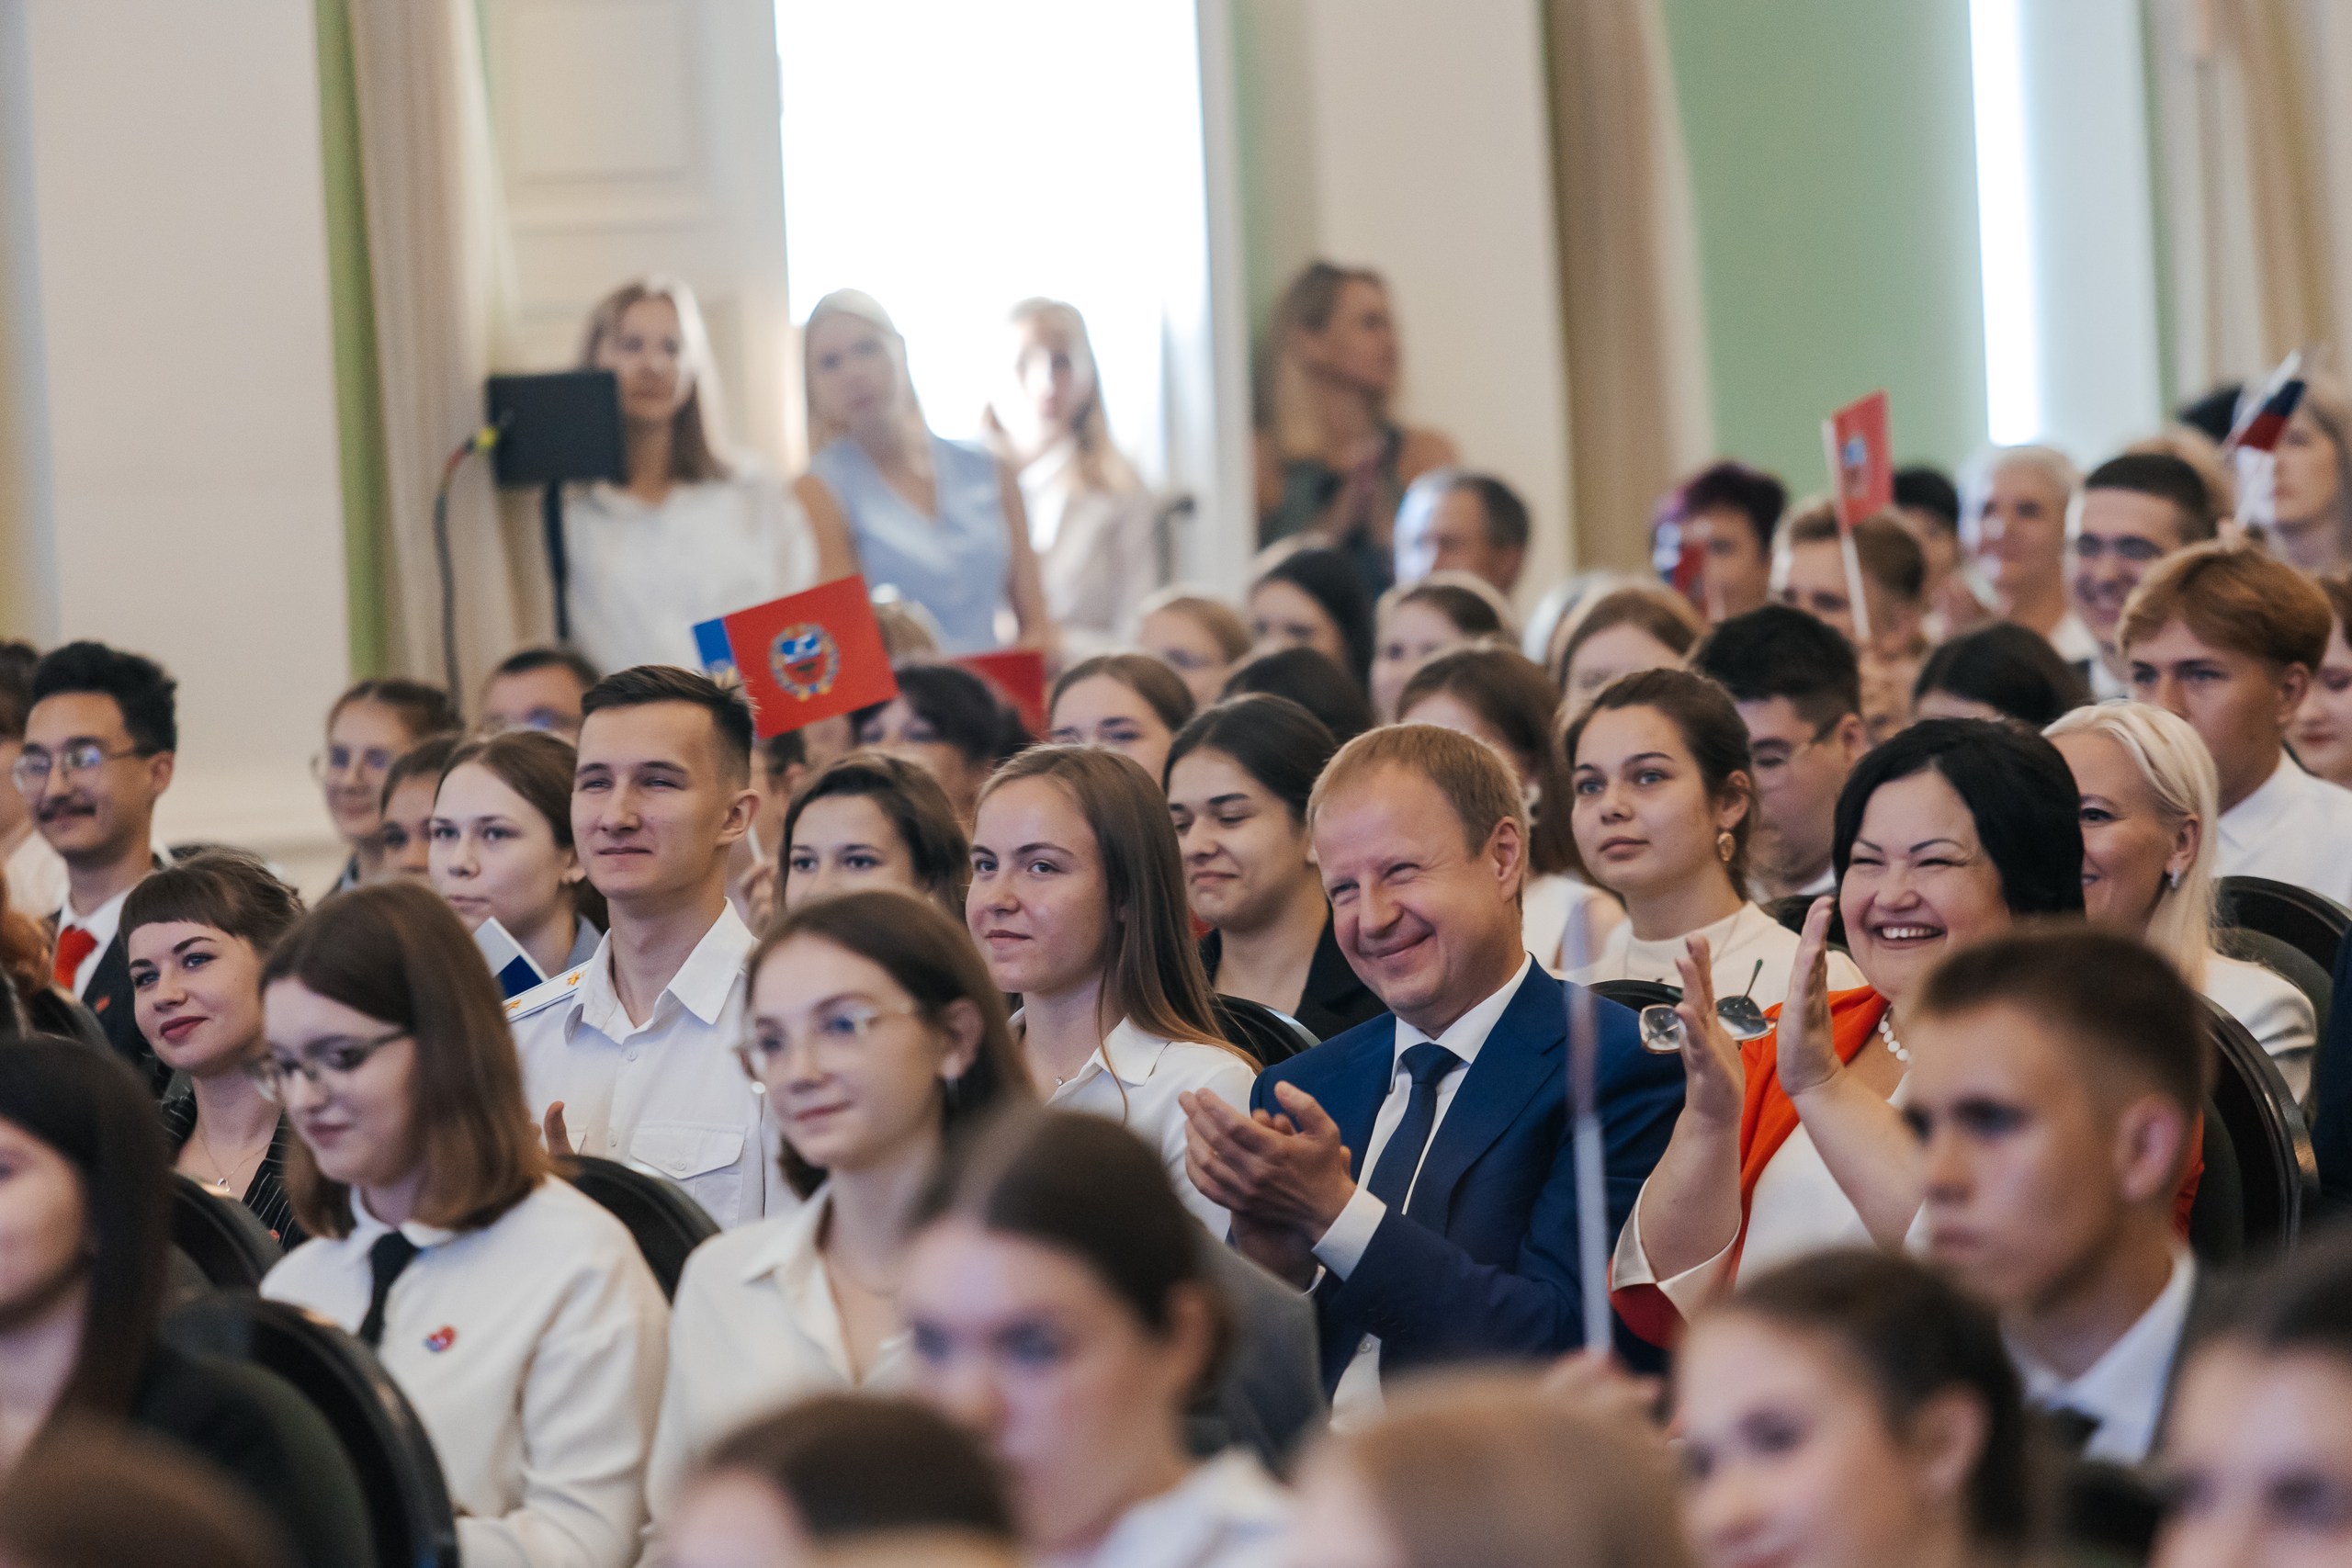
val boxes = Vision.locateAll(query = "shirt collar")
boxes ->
[573,903,755,1035]
[59,883,132,947]
[1043,1016,1176,1095]
[2014,1250,2197,1454]
[347,1188,464,1252]
[2220,755,2303,849]
[737,1184,832,1284]
[1393,954,1534,1067]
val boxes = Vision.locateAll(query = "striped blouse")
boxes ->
[160,1092,304,1249]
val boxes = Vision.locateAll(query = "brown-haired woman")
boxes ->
[258,882,668,1568]
[1369,571,1516,720]
[1138,589,1255,711]
[645,889,1031,1538]
[2291,569,2352,789]
[904,1111,1288,1568]
[429,730,604,982]
[125,850,308,1244]
[1394,644,1625,968]
[316,678,458,891]
[783,751,971,919]
[967,746,1257,1231]
[1563,670,1860,1008]
[565,276,816,674]
[1548,584,1704,718]
[1048,652,1197,786]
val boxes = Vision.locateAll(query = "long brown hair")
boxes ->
[1561,667,1756,892]
[1396,645,1580,878]
[579,276,733,484]
[748,890,1032,1198]
[977,746,1244,1062]
[437,730,608,934]
[262,883,548,1239]
[1258,259,1389,458]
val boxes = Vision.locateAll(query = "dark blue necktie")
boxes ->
[358,1231,421,1349]
[1363,1043,1461,1212]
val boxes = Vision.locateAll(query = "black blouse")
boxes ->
[159,1092,304,1248]
[1201,905,1387,1044]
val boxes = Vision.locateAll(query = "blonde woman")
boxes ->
[2046,701,2316,1096]
[984,299,1159,658]
[797,290,1050,655]
[567,276,816,673]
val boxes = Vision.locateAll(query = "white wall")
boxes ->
[1235,0,1575,599]
[5,0,349,885]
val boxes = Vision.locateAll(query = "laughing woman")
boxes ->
[1611,720,2084,1342]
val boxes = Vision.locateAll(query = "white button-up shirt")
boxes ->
[1043,1016,1259,1235]
[2218,755,2352,905]
[641,1186,910,1527]
[1315,954,1532,1430]
[262,1179,670,1568]
[1040,1450,1290,1568]
[2014,1249,2198,1466]
[508,905,781,1228]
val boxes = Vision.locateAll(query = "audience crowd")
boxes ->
[12,265,2352,1568]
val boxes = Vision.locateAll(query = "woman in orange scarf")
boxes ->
[1612,719,2088,1347]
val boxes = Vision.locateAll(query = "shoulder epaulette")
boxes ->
[504,963,592,1022]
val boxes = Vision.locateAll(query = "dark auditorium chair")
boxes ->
[2185,1099,2245,1267]
[2199,1000,2318,1258]
[164,1293,458,1568]
[2217,875,2351,979]
[1212,994,1319,1066]
[169,1173,282,1292]
[558,1154,718,1300]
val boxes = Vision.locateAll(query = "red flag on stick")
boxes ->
[693,575,898,738]
[955,649,1048,737]
[1824,389,1894,528]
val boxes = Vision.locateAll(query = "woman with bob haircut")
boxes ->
[1615,718,2085,1342]
[1676,1249,2030,1568]
[430,729,605,983]
[0,1040,370,1567]
[2046,701,2314,1094]
[1368,572,1515,721]
[1048,652,1198,786]
[644,889,1030,1532]
[967,746,1258,1231]
[258,882,669,1568]
[854,662,1031,828]
[782,751,971,919]
[903,1110,1288,1568]
[1564,670,1861,1008]
[125,850,309,1245]
[1167,694,1382,1043]
[1139,589,1255,712]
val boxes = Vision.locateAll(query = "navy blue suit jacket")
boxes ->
[1253,965,1685,1390]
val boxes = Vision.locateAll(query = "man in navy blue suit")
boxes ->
[1182,725,1686,1417]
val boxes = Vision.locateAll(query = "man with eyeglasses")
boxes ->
[1690,606,1870,907]
[2071,452,2219,701]
[20,640,177,1091]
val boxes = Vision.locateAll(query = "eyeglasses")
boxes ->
[2070,535,2169,564]
[1747,719,1841,784]
[734,1002,924,1084]
[252,1029,409,1102]
[311,744,400,782]
[11,741,152,794]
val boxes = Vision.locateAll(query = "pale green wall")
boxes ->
[1660,0,1988,489]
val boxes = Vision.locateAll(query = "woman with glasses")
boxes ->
[312,680,457,892]
[258,882,669,1568]
[125,851,307,1246]
[642,889,1029,1543]
[429,731,605,984]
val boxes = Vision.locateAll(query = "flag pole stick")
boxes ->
[1562,899,1611,1359]
[1823,419,1875,647]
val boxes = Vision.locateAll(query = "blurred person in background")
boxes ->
[1222,648,1375,750]
[314,678,458,893]
[0,640,62,918]
[2263,370,2352,575]
[729,729,812,932]
[1772,507,1928,740]
[1140,590,1256,712]
[1367,574,1514,723]
[370,736,459,886]
[478,647,598,741]
[1049,654,1197,787]
[1651,460,1786,623]
[2290,570,2352,789]
[1250,547,1376,695]
[1914,624,2091,729]
[1966,445,2096,671]
[1391,470,1530,598]
[1548,585,1703,720]
[2070,452,2220,701]
[782,752,970,919]
[854,663,1031,829]
[1891,463,1982,641]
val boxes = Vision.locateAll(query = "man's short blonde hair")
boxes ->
[2117,541,2331,671]
[1308,722,1527,854]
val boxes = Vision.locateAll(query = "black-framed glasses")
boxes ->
[733,1002,924,1085]
[251,1029,409,1102]
[11,741,152,794]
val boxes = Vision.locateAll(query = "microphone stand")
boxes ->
[430,426,500,703]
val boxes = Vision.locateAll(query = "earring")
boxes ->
[1716,830,1736,863]
[2166,868,2182,890]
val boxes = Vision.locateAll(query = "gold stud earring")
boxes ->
[1716,830,1736,863]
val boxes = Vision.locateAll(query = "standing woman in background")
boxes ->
[1255,261,1457,592]
[566,277,816,673]
[315,680,458,893]
[797,290,1051,655]
[2266,371,2352,575]
[984,299,1159,658]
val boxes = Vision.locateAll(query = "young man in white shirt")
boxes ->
[2120,541,2352,905]
[508,664,775,1226]
[1907,929,2216,1467]
[21,641,176,1091]
[1969,445,2102,671]
[2069,452,2218,701]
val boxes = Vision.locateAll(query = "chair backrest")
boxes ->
[1212,994,1319,1066]
[558,1155,718,1300]
[164,1293,458,1568]
[2201,999,2320,1257]
[2220,926,2334,1055]
[169,1174,282,1292]
[2218,876,2352,978]
[1587,979,1681,1014]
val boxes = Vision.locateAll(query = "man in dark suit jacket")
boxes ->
[1183,726,1685,1411]
[21,642,177,1092]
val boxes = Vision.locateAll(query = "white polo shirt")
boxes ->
[507,904,782,1228]
[2217,755,2352,906]
[263,1179,670,1568]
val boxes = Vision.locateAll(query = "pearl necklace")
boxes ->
[1877,1014,1909,1064]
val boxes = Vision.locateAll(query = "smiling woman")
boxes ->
[428,730,604,982]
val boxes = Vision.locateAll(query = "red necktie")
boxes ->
[52,926,98,992]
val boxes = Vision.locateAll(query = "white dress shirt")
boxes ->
[508,905,782,1227]
[1044,1017,1259,1235]
[1569,902,1865,1010]
[1041,1450,1290,1568]
[53,882,131,997]
[2014,1250,2198,1466]
[563,473,816,675]
[2203,953,2316,1100]
[641,1186,908,1529]
[2048,610,2103,671]
[262,1179,670,1568]
[1020,437,1160,660]
[5,828,65,924]
[1316,954,1532,1430]
[2217,755,2352,905]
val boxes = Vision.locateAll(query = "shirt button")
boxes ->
[624,1047,640,1063]
[605,1133,619,1148]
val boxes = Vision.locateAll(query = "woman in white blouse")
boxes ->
[2046,701,2316,1096]
[257,882,668,1568]
[967,746,1259,1232]
[565,277,814,673]
[1563,668,1862,1005]
[643,889,1032,1529]
[904,1111,1290,1568]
